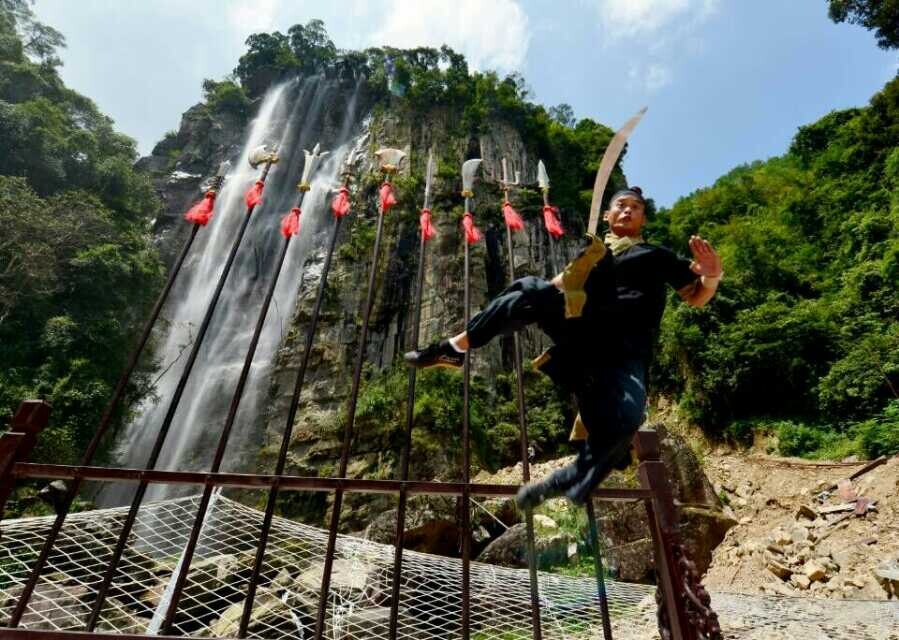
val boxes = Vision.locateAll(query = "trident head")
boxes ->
[461,158,482,198]
[248,145,279,169]
[375,148,407,175]
[299,143,330,191]
[500,157,521,190]
[537,160,550,192]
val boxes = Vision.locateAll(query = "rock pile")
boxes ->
[706,457,899,600]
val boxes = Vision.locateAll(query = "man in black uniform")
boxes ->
[404,187,722,507]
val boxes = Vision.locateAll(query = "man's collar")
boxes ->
[604,232,646,256]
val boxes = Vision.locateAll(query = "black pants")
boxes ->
[466,276,646,503]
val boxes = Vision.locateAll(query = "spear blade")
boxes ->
[423,150,436,210]
[461,158,482,196]
[300,142,329,188]
[587,107,647,235]
[537,160,550,192]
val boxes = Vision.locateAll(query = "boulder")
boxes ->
[476,520,575,570]
[204,588,299,638]
[802,561,827,582]
[0,582,89,630]
[767,559,792,580]
[874,560,899,598]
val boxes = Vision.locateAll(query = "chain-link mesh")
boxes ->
[1,495,897,639]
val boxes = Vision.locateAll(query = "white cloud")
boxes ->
[369,0,530,71]
[597,0,717,38]
[227,0,285,35]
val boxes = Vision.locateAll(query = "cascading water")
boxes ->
[103,76,367,504]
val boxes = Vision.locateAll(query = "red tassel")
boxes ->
[245,180,264,208]
[542,204,564,238]
[280,207,301,238]
[462,212,482,244]
[419,208,437,241]
[331,186,351,218]
[184,192,216,226]
[502,201,525,232]
[379,182,397,214]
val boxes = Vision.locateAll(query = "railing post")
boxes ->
[0,400,52,521]
[634,428,691,640]
[633,427,722,640]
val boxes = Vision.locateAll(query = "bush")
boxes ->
[857,400,899,458]
[202,78,250,119]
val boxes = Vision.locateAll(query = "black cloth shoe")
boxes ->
[515,477,562,510]
[403,339,464,370]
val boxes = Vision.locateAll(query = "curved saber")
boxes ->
[587,106,648,235]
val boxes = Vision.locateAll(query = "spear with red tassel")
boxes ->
[499,156,544,639]
[538,159,564,274]
[459,156,483,639]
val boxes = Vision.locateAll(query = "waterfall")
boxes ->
[103,77,366,504]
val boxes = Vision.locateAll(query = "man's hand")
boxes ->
[681,235,722,308]
[688,235,722,278]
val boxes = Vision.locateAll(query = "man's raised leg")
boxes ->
[404,276,562,370]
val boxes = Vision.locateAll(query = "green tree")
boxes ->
[828,0,899,50]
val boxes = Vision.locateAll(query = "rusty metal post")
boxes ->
[0,400,51,521]
[634,429,691,640]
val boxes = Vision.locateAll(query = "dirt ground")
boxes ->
[702,450,899,600]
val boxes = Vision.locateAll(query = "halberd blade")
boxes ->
[248,145,277,169]
[537,160,550,191]
[375,148,406,172]
[461,158,482,195]
[587,107,648,235]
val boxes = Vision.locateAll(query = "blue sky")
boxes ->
[33,0,896,207]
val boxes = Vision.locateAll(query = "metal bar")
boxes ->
[313,186,390,640]
[238,212,344,638]
[634,430,690,640]
[585,499,614,640]
[11,462,653,501]
[0,401,51,518]
[0,630,214,640]
[503,207,543,640]
[388,225,428,638]
[158,194,302,634]
[81,164,273,633]
[460,196,472,640]
[7,222,202,628]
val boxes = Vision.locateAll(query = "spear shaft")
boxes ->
[313,149,405,640]
[388,150,435,639]
[501,159,543,640]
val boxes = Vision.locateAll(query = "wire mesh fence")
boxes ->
[2,495,897,639]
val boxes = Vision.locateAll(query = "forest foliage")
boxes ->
[0,1,164,473]
[650,75,899,458]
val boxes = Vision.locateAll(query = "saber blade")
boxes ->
[587,107,647,235]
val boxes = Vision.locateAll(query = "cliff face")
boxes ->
[133,75,583,525]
